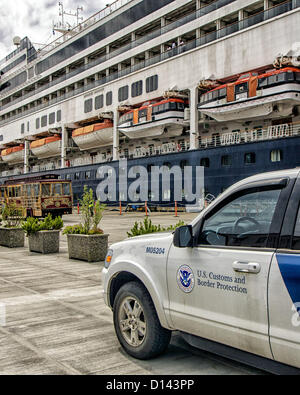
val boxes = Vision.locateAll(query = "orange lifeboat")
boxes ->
[1,145,24,164]
[30,135,61,159]
[72,120,113,150]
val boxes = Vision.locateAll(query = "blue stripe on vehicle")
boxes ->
[276,254,300,309]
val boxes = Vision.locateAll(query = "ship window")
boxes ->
[169,101,177,110]
[258,77,268,88]
[296,73,300,81]
[268,73,286,86]
[286,71,295,81]
[36,118,40,129]
[139,109,147,119]
[0,135,3,142]
[244,152,256,164]
[74,172,80,180]
[221,155,232,166]
[200,158,210,168]
[180,160,188,170]
[95,95,104,110]
[84,99,93,113]
[118,86,129,102]
[200,94,208,104]
[57,110,62,122]
[270,150,283,162]
[146,75,158,93]
[106,91,113,106]
[41,115,47,127]
[131,81,143,98]
[49,112,55,125]
[219,88,227,98]
[21,123,25,134]
[154,105,162,114]
[207,92,213,102]
[212,90,219,100]
[85,171,91,179]
[235,83,248,94]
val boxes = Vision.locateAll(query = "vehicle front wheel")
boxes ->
[113,281,171,360]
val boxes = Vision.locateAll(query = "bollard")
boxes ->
[77,203,80,214]
[120,201,122,216]
[145,201,148,217]
[175,201,178,217]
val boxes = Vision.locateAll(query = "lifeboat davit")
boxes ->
[72,120,113,150]
[198,67,300,122]
[1,145,24,164]
[118,98,186,140]
[30,135,62,159]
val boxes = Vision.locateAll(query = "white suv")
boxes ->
[103,169,300,374]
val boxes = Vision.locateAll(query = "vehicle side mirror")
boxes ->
[173,225,194,248]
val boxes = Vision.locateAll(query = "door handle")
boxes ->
[232,261,261,274]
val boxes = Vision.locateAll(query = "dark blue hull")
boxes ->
[1,137,300,206]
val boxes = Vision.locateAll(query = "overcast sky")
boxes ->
[0,0,109,60]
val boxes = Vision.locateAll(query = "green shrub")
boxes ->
[127,218,185,238]
[22,214,64,236]
[1,202,24,228]
[63,186,106,236]
[62,224,104,236]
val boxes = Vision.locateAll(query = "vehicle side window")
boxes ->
[62,183,71,196]
[26,185,32,197]
[292,207,300,250]
[198,189,281,248]
[53,184,62,196]
[42,184,51,196]
[33,184,39,197]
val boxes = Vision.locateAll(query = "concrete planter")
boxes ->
[28,230,60,254]
[67,234,109,263]
[0,227,24,248]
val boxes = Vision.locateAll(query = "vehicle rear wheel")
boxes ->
[113,281,171,360]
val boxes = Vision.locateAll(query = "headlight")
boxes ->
[104,249,114,269]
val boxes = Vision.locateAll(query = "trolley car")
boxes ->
[0,174,73,217]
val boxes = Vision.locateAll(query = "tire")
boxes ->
[113,281,171,360]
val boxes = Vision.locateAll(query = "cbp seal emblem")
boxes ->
[177,265,195,293]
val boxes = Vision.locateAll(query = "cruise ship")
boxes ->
[0,0,299,206]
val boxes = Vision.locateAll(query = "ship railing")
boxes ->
[199,122,300,149]
[29,0,133,63]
